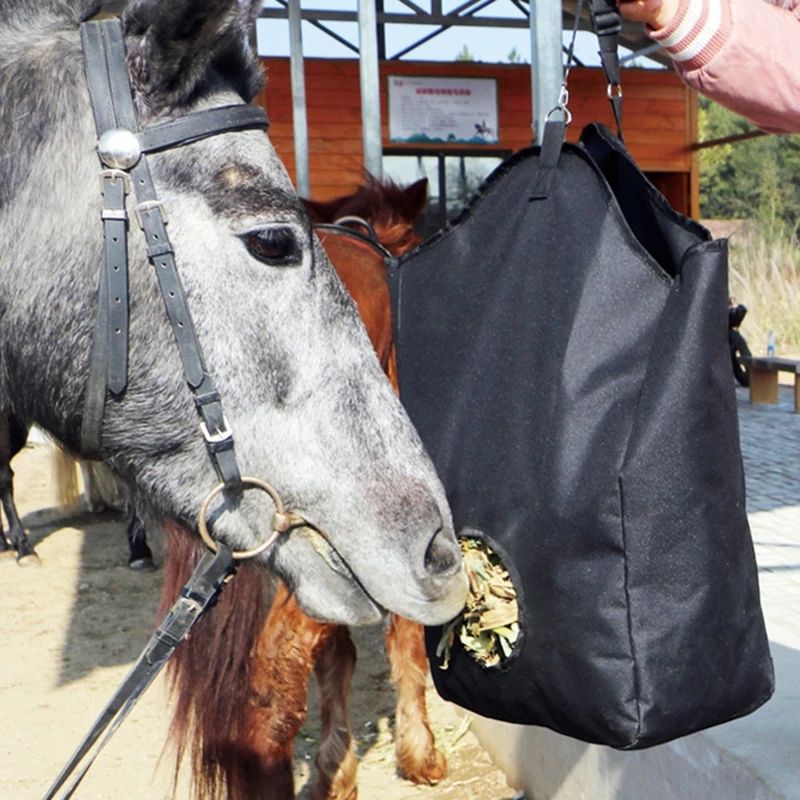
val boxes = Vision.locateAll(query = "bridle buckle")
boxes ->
[99,168,132,195]
[134,199,168,230]
[200,416,233,445]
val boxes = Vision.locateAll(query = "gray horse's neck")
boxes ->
[0,0,99,25]
[0,7,88,210]
[0,0,98,429]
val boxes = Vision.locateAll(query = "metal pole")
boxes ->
[288,0,310,197]
[358,0,383,178]
[376,0,386,61]
[529,0,563,144]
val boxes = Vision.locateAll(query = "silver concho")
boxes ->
[97,128,141,170]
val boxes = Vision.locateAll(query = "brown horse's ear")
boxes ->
[403,178,429,219]
[124,0,264,113]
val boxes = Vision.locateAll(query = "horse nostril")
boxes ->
[424,527,462,577]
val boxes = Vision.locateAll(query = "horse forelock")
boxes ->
[353,178,416,226]
[374,220,423,256]
[304,173,427,256]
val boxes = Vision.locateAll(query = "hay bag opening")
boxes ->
[437,536,520,669]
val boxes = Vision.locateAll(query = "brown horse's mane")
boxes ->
[159,522,271,799]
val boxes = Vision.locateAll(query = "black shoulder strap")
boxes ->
[589,0,623,137]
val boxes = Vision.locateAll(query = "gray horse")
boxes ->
[0,0,466,632]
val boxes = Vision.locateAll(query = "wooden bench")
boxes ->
[746,356,800,413]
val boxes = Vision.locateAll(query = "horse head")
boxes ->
[304,175,429,256]
[0,0,466,625]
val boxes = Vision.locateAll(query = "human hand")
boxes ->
[618,0,680,29]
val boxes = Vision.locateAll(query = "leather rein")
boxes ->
[43,18,299,798]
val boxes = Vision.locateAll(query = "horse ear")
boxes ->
[239,0,264,31]
[124,0,263,111]
[403,178,429,219]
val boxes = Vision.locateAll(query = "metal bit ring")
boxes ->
[197,476,296,560]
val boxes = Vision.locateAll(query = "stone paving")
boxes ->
[738,385,800,644]
[701,386,800,800]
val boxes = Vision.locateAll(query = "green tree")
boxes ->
[455,44,475,62]
[699,97,800,235]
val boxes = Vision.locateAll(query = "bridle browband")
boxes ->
[43,18,290,799]
[79,18,268,493]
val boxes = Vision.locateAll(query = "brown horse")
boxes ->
[159,175,445,799]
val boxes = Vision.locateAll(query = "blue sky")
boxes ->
[256,1,657,67]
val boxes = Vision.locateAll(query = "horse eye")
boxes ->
[241,227,301,267]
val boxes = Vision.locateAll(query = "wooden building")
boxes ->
[255,57,697,227]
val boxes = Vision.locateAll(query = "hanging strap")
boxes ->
[41,544,237,800]
[80,17,137,454]
[530,0,589,201]
[589,0,623,137]
[529,119,567,201]
[531,0,623,202]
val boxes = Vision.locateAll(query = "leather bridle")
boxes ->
[42,18,298,798]
[79,18,267,493]
[314,216,394,260]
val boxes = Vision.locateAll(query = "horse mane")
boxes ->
[159,522,272,800]
[0,5,91,211]
[0,0,98,25]
[304,174,428,256]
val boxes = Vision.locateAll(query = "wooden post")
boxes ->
[749,366,780,405]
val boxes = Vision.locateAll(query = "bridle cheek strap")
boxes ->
[79,18,269,492]
[43,18,278,800]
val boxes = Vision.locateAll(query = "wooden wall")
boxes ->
[256,58,697,216]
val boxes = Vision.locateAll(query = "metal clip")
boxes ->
[200,416,233,445]
[546,84,573,125]
[134,199,169,230]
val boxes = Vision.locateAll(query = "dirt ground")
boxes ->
[0,440,517,800]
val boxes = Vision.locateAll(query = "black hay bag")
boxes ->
[389,121,774,750]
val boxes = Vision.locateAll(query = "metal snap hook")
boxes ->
[197,476,303,560]
[546,84,573,126]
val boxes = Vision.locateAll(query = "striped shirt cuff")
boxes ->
[649,0,732,70]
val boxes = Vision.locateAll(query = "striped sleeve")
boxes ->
[647,0,800,134]
[648,0,732,70]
